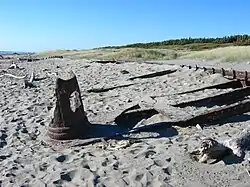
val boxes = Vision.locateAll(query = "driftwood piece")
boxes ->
[24,72,36,88]
[0,73,26,79]
[128,69,177,80]
[190,125,250,164]
[48,71,91,140]
[177,80,243,95]
[174,86,250,108]
[87,83,134,93]
[8,63,19,69]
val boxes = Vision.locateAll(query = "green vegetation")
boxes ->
[181,46,250,62]
[101,34,250,51]
[34,48,185,61]
[35,35,250,62]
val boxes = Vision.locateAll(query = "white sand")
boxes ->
[0,59,250,186]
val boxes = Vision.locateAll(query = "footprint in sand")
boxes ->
[134,150,157,159]
[55,154,68,163]
[53,170,76,185]
[135,173,144,181]
[162,166,172,175]
[0,129,7,148]
[128,148,141,155]
[101,157,109,167]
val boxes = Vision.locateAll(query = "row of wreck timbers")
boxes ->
[48,63,250,147]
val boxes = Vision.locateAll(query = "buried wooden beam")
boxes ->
[87,83,135,93]
[128,69,177,80]
[91,60,124,64]
[178,80,243,95]
[170,99,250,127]
[174,86,250,108]
[48,71,91,140]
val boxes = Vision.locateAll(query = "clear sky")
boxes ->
[1,0,250,52]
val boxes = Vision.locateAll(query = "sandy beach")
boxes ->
[1,58,250,187]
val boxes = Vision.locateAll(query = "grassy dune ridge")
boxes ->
[181,46,250,62]
[34,48,185,61]
[35,46,250,62]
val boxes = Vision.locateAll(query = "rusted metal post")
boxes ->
[48,71,90,140]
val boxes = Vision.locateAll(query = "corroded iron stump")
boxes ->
[48,71,90,140]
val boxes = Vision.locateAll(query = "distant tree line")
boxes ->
[102,35,250,49]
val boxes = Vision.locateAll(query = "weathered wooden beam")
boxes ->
[178,80,243,95]
[174,86,250,108]
[91,60,124,64]
[171,99,250,127]
[87,83,135,93]
[128,69,177,80]
[48,71,91,140]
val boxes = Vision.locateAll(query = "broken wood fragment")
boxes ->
[48,71,91,140]
[24,72,36,88]
[174,86,250,108]
[128,69,177,80]
[8,63,18,69]
[178,80,243,95]
[114,105,159,129]
[87,83,134,93]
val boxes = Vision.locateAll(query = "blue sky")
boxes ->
[1,0,250,52]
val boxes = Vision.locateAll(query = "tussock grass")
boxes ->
[181,46,250,62]
[100,48,179,60]
[35,46,250,62]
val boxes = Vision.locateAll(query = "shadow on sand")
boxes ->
[78,122,179,141]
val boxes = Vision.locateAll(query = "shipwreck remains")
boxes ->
[48,71,90,140]
[128,69,177,80]
[48,64,250,150]
[180,64,250,86]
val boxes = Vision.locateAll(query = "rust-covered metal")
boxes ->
[48,71,90,140]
